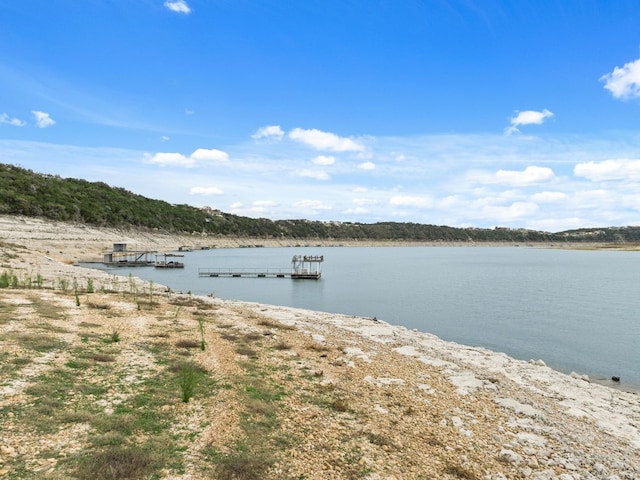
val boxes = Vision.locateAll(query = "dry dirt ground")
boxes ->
[1,215,640,479]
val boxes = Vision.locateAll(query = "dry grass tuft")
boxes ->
[175,339,200,349]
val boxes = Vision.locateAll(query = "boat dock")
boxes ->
[199,255,324,280]
[155,253,185,269]
[198,268,293,278]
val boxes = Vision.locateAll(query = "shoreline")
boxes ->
[2,214,640,478]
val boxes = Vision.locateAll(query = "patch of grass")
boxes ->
[0,299,17,321]
[66,359,92,370]
[11,333,66,352]
[58,408,96,425]
[212,358,289,479]
[29,322,70,334]
[23,368,78,432]
[11,356,32,366]
[214,443,275,480]
[28,295,66,320]
[73,445,158,480]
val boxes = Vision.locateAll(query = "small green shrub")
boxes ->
[178,363,197,403]
[198,317,206,351]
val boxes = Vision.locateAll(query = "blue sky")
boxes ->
[2,1,640,231]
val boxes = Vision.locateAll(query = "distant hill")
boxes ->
[2,162,639,243]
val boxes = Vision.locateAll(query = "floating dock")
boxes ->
[198,268,293,278]
[155,253,185,269]
[199,255,324,280]
[102,242,156,267]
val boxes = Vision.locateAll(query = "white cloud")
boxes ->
[312,155,335,166]
[357,161,376,170]
[189,186,224,195]
[145,152,193,167]
[601,58,640,100]
[572,189,612,208]
[297,169,330,180]
[191,148,229,163]
[32,111,55,128]
[252,125,284,141]
[481,202,539,222]
[495,166,555,185]
[530,191,567,203]
[164,0,191,14]
[574,159,640,181]
[161,135,170,142]
[389,195,432,208]
[0,113,26,127]
[289,128,365,152]
[146,147,229,167]
[504,109,553,135]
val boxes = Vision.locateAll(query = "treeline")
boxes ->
[2,163,640,243]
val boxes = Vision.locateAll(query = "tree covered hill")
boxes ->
[2,163,639,243]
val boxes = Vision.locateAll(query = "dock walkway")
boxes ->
[199,254,324,280]
[199,268,292,278]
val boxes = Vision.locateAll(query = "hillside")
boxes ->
[2,162,640,243]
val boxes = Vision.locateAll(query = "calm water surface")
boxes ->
[92,246,640,389]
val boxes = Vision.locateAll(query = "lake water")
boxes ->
[90,246,640,389]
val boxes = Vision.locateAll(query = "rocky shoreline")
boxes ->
[1,215,639,479]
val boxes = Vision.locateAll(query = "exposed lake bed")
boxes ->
[1,214,640,478]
